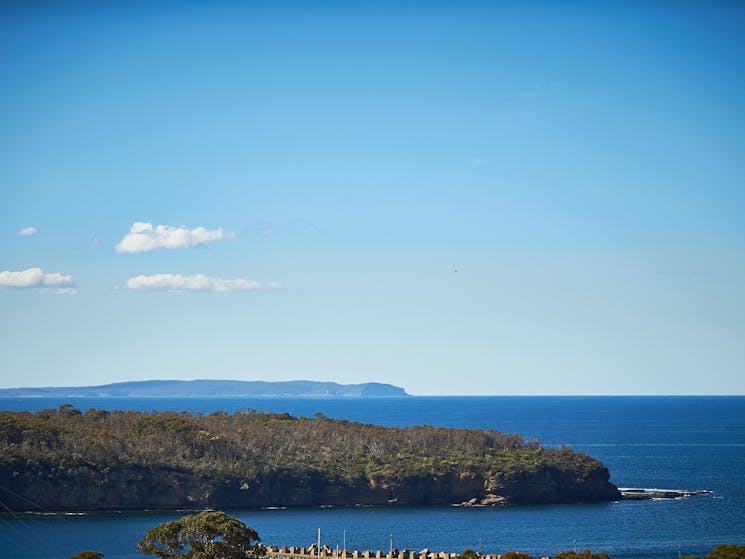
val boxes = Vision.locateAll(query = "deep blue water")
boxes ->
[1,396,744,559]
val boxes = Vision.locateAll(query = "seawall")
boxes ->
[266,545,545,559]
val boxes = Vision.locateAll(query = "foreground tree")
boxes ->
[69,552,104,559]
[705,546,745,559]
[555,551,612,559]
[136,511,265,559]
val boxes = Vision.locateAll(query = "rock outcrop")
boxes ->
[619,488,712,500]
[0,461,620,510]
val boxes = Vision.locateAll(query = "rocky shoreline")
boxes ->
[618,487,713,500]
[453,487,711,507]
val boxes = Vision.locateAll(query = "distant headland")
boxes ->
[0,379,410,398]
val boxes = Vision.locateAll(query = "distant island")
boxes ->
[0,406,620,511]
[0,379,410,398]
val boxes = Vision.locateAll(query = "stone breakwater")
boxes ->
[266,545,543,559]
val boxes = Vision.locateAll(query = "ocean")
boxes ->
[1,396,743,559]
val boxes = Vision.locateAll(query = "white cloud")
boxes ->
[0,267,76,294]
[115,222,235,253]
[126,273,281,293]
[48,287,78,295]
[17,227,38,236]
[42,271,75,286]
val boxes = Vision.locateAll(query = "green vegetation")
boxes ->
[708,546,745,559]
[0,405,619,510]
[672,546,745,559]
[701,545,745,559]
[554,551,611,559]
[137,510,265,559]
[68,552,104,559]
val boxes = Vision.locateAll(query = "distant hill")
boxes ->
[0,379,410,398]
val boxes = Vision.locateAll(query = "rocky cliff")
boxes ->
[0,407,620,511]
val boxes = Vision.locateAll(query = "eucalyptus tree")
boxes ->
[136,511,265,559]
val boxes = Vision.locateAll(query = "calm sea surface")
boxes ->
[1,396,743,559]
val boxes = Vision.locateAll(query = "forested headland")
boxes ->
[0,405,620,511]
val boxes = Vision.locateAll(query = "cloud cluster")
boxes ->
[126,273,281,293]
[115,222,235,253]
[3,221,283,296]
[0,267,76,294]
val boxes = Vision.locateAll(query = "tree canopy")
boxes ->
[69,552,104,559]
[136,511,265,559]
[554,550,612,559]
[500,552,535,559]
[705,545,745,559]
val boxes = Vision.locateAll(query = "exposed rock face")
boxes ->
[494,464,620,504]
[0,460,620,511]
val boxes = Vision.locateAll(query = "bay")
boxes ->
[1,396,744,559]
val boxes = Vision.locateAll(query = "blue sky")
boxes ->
[1,1,744,394]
